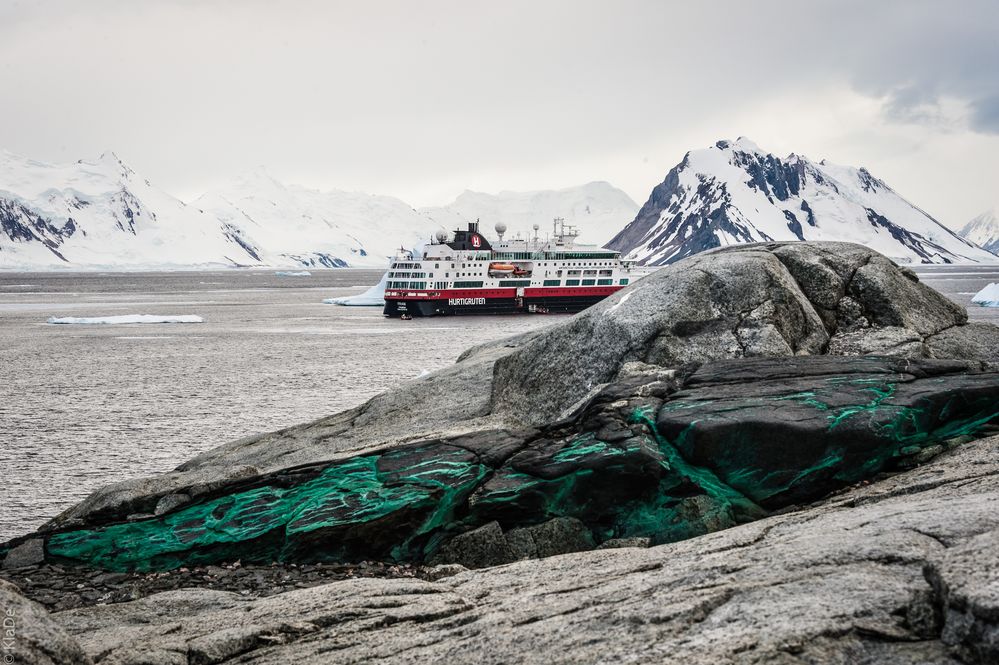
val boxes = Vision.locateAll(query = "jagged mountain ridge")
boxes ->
[0,150,268,270]
[958,208,999,255]
[607,138,997,265]
[419,182,639,246]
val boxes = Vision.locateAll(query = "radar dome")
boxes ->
[532,223,540,231]
[434,229,448,243]
[495,222,507,235]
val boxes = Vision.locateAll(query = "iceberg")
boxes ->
[275,271,312,277]
[324,270,387,307]
[971,282,999,307]
[47,315,205,325]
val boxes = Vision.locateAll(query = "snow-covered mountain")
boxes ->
[608,138,997,265]
[3,149,636,270]
[420,182,638,247]
[0,148,448,270]
[0,150,268,270]
[193,171,443,268]
[958,208,999,256]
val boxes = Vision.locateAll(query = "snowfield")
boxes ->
[419,181,639,247]
[47,315,205,325]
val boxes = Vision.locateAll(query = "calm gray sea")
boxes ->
[1,264,997,540]
[0,270,560,540]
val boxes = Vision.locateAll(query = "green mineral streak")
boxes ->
[48,451,488,571]
[40,379,999,572]
[879,401,999,448]
[553,435,620,463]
[659,401,705,411]
[628,409,763,521]
[827,381,897,431]
[776,391,830,411]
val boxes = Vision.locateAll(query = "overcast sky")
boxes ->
[1,0,997,227]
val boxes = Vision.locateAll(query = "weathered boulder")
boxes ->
[0,579,90,664]
[2,537,44,569]
[491,242,975,424]
[429,517,595,568]
[47,433,999,664]
[927,321,999,361]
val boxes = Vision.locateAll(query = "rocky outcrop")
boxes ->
[30,242,996,540]
[4,242,999,575]
[491,242,982,424]
[5,431,994,664]
[5,355,996,573]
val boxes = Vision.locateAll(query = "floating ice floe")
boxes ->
[323,271,387,307]
[275,271,312,277]
[47,315,205,325]
[971,282,999,307]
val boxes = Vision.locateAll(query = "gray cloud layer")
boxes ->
[0,0,996,225]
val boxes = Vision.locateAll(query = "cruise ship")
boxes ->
[383,219,642,317]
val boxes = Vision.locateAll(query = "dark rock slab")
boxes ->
[658,356,999,507]
[7,355,995,574]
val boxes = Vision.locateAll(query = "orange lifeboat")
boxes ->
[489,262,516,273]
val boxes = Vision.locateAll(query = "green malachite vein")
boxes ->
[43,369,999,572]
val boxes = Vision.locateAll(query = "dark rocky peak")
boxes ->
[857,166,886,193]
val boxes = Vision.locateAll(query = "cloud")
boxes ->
[0,0,996,225]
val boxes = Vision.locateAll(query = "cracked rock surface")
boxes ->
[14,432,998,664]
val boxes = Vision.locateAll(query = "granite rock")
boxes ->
[0,579,90,664]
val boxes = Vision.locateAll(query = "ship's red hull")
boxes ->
[383,286,622,316]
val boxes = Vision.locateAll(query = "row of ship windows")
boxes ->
[393,259,617,271]
[386,278,629,290]
[394,254,619,266]
[391,269,614,279]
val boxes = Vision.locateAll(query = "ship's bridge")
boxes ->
[422,218,619,261]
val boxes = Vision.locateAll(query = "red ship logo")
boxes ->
[471,234,481,248]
